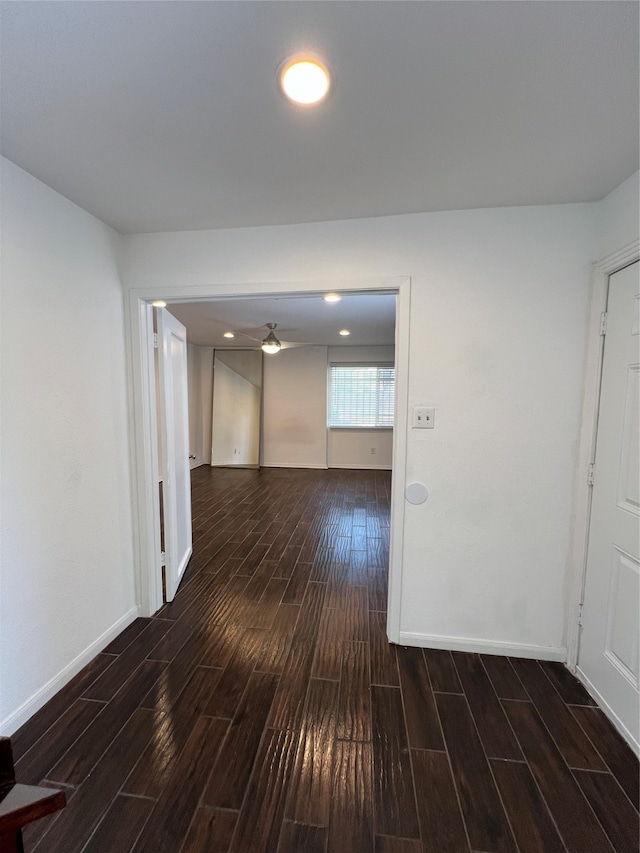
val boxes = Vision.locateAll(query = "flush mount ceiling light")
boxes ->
[323,293,341,303]
[223,331,235,338]
[152,300,167,308]
[339,329,350,336]
[261,323,282,355]
[280,58,330,105]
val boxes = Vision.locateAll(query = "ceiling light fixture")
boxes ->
[280,59,330,105]
[223,331,235,338]
[152,300,167,308]
[339,329,350,336]
[323,293,341,303]
[261,323,282,355]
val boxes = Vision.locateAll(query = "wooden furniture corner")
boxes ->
[0,737,66,853]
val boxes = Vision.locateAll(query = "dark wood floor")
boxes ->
[12,467,639,852]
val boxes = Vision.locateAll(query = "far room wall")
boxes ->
[186,343,395,470]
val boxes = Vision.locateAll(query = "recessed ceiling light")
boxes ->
[323,293,341,303]
[223,331,235,338]
[280,59,330,105]
[339,329,350,336]
[152,300,167,308]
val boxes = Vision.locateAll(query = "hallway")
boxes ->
[12,467,639,852]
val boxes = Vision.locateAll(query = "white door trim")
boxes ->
[386,282,411,643]
[566,239,639,670]
[125,277,411,627]
[127,295,163,615]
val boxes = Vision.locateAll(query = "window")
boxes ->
[328,363,395,428]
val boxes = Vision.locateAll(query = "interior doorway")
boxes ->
[127,278,411,642]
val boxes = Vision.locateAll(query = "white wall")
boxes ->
[186,343,213,468]
[124,200,596,658]
[327,345,394,470]
[594,171,639,260]
[260,343,395,469]
[262,346,328,468]
[328,428,393,470]
[0,159,137,732]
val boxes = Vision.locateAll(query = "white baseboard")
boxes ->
[260,463,329,469]
[260,463,391,471]
[328,463,392,470]
[397,631,566,662]
[576,666,640,757]
[0,605,140,736]
[210,462,260,469]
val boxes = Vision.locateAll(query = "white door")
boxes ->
[157,308,193,601]
[578,260,639,748]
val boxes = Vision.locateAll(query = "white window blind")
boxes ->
[328,364,395,428]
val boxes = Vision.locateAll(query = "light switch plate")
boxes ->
[412,406,435,429]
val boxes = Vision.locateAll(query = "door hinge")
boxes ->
[153,332,159,349]
[587,463,595,487]
[577,602,584,628]
[160,550,166,566]
[599,311,607,336]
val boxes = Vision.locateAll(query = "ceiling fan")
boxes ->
[224,323,312,354]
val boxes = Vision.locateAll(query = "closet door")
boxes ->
[211,350,262,468]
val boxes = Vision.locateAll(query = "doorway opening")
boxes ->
[127,278,411,642]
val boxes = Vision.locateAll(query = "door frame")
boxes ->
[566,239,639,675]
[125,277,411,640]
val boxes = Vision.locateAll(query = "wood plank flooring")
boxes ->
[12,467,639,852]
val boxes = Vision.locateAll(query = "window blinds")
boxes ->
[328,364,395,428]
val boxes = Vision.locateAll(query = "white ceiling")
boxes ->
[1,1,637,235]
[166,293,397,349]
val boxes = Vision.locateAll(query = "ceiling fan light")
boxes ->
[261,329,281,354]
